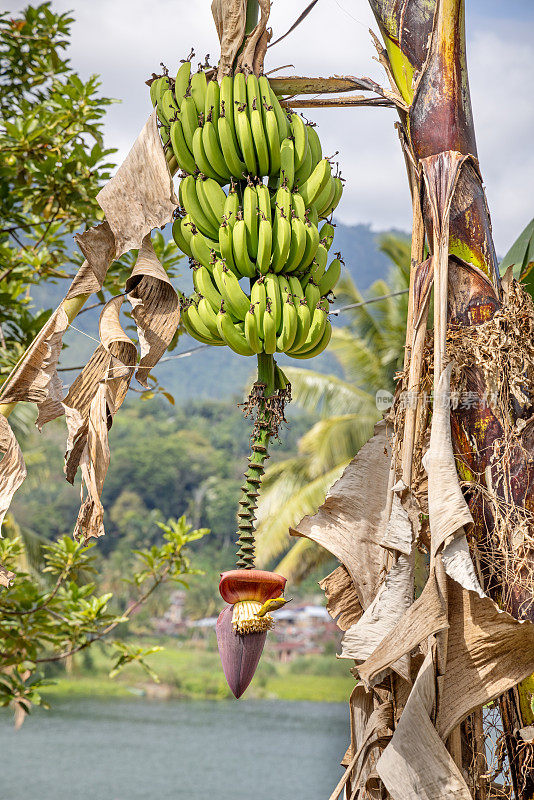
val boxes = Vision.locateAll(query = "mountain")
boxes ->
[30,221,408,403]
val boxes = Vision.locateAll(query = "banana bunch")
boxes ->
[181,268,336,359]
[150,61,345,362]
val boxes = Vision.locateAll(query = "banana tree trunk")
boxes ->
[367,0,533,796]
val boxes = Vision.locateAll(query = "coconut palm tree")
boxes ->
[254,234,411,581]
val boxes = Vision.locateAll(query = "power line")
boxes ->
[58,288,409,371]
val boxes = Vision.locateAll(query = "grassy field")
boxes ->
[42,637,355,703]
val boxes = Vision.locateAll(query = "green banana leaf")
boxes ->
[499,218,534,294]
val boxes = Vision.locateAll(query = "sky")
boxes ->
[9,0,534,253]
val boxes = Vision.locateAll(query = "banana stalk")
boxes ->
[235,352,277,568]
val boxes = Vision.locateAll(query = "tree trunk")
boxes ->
[367,0,533,796]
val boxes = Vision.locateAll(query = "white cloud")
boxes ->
[8,0,534,252]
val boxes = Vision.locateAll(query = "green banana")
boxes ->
[285,216,307,273]
[187,301,219,342]
[153,75,171,109]
[172,216,193,257]
[201,177,227,228]
[181,304,214,345]
[291,191,306,221]
[306,124,322,167]
[251,277,267,337]
[193,264,223,312]
[256,183,271,221]
[256,214,272,275]
[264,273,281,331]
[273,185,292,220]
[289,112,308,170]
[310,242,329,282]
[190,227,218,269]
[219,219,237,274]
[291,303,327,354]
[205,78,220,126]
[213,260,251,320]
[217,305,255,356]
[170,119,196,174]
[232,217,256,278]
[319,222,335,251]
[290,319,332,359]
[271,214,291,273]
[180,94,199,152]
[278,138,295,190]
[247,75,270,176]
[262,102,281,176]
[288,275,305,304]
[276,292,298,352]
[318,258,342,296]
[190,70,208,116]
[266,79,290,142]
[174,61,191,108]
[202,120,232,180]
[262,299,277,355]
[299,159,332,209]
[315,175,336,218]
[218,114,246,179]
[150,76,164,107]
[160,89,179,125]
[321,176,343,218]
[292,299,311,350]
[195,177,221,230]
[294,143,313,187]
[305,279,320,315]
[197,296,222,338]
[180,175,218,239]
[299,221,320,272]
[233,72,247,107]
[243,183,259,259]
[235,105,257,176]
[224,183,240,227]
[244,305,263,354]
[192,125,224,182]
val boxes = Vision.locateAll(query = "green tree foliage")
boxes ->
[0,516,206,721]
[0,3,182,384]
[254,235,411,581]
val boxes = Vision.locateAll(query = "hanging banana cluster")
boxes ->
[150,62,344,360]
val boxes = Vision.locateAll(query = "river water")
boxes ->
[0,698,349,799]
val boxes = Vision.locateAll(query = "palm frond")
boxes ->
[255,465,346,566]
[275,536,334,584]
[283,366,372,417]
[299,413,378,476]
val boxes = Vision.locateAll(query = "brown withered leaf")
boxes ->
[67,221,116,299]
[63,296,136,541]
[0,416,26,540]
[436,576,534,740]
[212,0,247,79]
[126,235,180,387]
[97,113,177,258]
[423,364,473,557]
[319,565,362,631]
[376,647,472,800]
[291,420,391,611]
[235,0,271,75]
[0,307,68,411]
[340,552,414,684]
[357,558,449,688]
[0,221,117,432]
